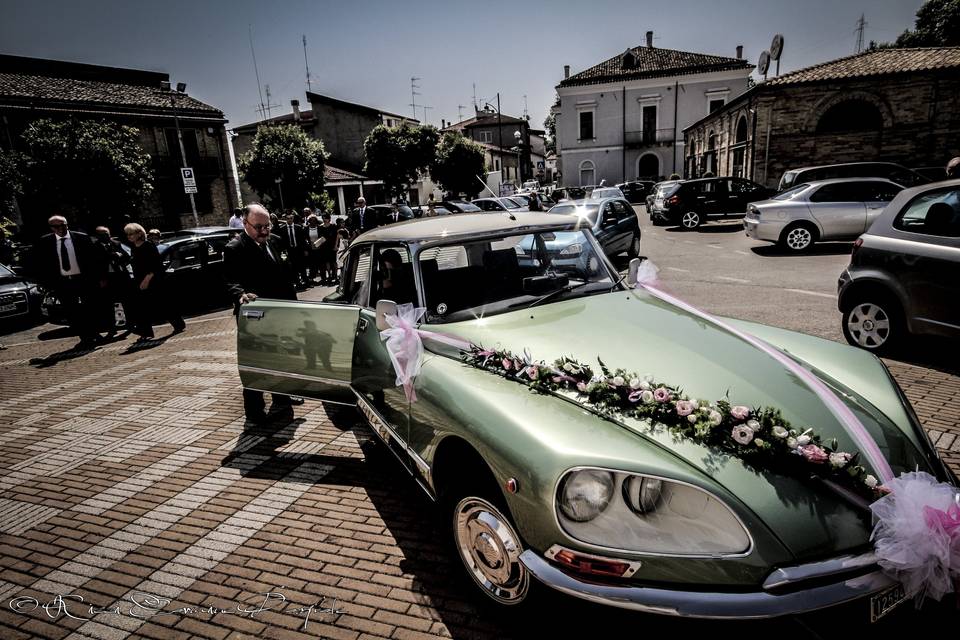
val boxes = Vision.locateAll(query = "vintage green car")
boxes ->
[236,213,955,620]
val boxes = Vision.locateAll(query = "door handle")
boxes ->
[358,318,369,332]
[242,309,264,320]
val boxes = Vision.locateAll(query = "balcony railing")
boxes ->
[624,128,675,147]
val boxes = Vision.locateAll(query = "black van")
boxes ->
[778,162,928,192]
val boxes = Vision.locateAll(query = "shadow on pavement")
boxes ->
[29,342,99,368]
[886,336,960,377]
[751,243,854,257]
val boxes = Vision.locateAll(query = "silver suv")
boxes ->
[837,178,960,353]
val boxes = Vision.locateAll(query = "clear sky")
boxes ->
[1,0,924,131]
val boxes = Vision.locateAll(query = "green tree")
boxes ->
[895,0,960,46]
[20,118,153,229]
[429,132,486,198]
[0,147,27,219]
[239,124,327,210]
[543,111,557,154]
[364,123,439,199]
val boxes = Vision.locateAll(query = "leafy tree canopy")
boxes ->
[429,132,486,199]
[543,111,557,154]
[364,123,439,198]
[0,148,27,218]
[20,118,153,229]
[239,124,327,210]
[896,0,960,46]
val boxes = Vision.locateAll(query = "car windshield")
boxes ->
[771,184,809,200]
[656,182,680,197]
[779,171,799,190]
[0,264,14,277]
[501,198,521,209]
[418,229,614,323]
[547,203,601,226]
[450,201,481,212]
[590,188,623,199]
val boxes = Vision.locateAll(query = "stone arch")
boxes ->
[735,115,748,143]
[578,159,595,186]
[804,90,894,134]
[637,153,660,179]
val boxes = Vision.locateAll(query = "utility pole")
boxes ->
[855,14,867,54]
[410,77,421,120]
[421,105,433,125]
[472,83,477,111]
[522,94,529,121]
[302,34,312,92]
[497,93,504,184]
[248,25,266,121]
[457,104,465,123]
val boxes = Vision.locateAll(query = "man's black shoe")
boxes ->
[245,412,268,425]
[288,396,305,405]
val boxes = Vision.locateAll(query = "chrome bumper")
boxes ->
[519,549,897,619]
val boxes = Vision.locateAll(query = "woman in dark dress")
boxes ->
[123,223,186,342]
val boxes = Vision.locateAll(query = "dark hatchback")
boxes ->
[369,204,415,224]
[546,197,641,260]
[649,177,771,229]
[838,178,960,354]
[617,180,657,204]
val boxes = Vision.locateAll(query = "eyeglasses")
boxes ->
[49,223,66,229]
[245,221,273,232]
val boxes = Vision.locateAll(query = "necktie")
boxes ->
[60,237,71,272]
[289,226,295,247]
[261,243,274,262]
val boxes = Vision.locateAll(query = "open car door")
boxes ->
[237,299,360,405]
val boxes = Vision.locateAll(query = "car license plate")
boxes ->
[0,303,17,313]
[654,199,663,208]
[870,583,907,622]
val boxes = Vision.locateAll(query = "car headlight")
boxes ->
[558,469,615,522]
[556,469,751,556]
[558,242,582,257]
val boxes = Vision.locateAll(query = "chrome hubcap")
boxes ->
[454,497,529,604]
[681,212,699,228]
[847,303,891,348]
[786,227,812,250]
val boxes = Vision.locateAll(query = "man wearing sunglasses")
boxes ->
[223,204,300,423]
[34,215,108,349]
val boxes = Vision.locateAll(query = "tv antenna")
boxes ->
[854,14,868,53]
[255,84,282,120]
[302,35,313,92]
[248,25,266,121]
[457,104,466,123]
[522,94,529,121]
[410,77,421,119]
[421,104,433,125]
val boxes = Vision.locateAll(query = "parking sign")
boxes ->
[181,167,197,193]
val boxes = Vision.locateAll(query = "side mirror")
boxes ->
[376,299,397,331]
[626,257,643,287]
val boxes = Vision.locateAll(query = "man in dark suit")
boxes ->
[223,204,300,423]
[347,197,378,237]
[279,212,308,288]
[34,215,107,349]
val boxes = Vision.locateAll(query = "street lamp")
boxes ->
[513,130,522,186]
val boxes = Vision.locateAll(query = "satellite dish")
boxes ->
[770,34,784,61]
[758,51,771,75]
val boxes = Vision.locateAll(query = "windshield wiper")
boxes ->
[527,281,592,309]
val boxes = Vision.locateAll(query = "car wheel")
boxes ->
[779,223,817,252]
[680,211,702,230]
[627,234,641,258]
[452,494,530,606]
[842,294,903,355]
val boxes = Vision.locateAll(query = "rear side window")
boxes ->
[809,183,866,203]
[894,189,960,238]
[862,182,902,202]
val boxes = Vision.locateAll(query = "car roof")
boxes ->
[786,161,908,174]
[798,177,902,187]
[354,212,581,243]
[872,177,960,230]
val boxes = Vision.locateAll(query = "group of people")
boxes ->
[36,216,184,349]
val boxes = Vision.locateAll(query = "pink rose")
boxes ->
[730,405,751,421]
[732,424,755,445]
[799,444,829,464]
[576,382,587,392]
[502,358,512,370]
[675,400,696,416]
[654,387,671,402]
[526,366,538,379]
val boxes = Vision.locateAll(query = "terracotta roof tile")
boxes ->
[765,46,960,86]
[324,165,367,182]
[559,46,752,88]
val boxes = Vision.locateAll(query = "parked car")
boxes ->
[838,178,960,354]
[911,166,949,182]
[236,212,955,620]
[512,192,556,208]
[159,226,236,241]
[552,187,587,203]
[412,204,454,217]
[646,180,680,212]
[589,186,626,200]
[743,178,904,251]
[547,197,641,260]
[443,201,483,213]
[649,177,771,229]
[778,162,928,192]
[471,197,530,213]
[522,179,541,191]
[369,204,414,224]
[0,262,41,327]
[617,180,657,204]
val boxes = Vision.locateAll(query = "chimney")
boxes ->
[441,118,446,129]
[646,31,654,48]
[291,99,301,121]
[160,80,171,91]
[564,65,570,79]
[736,45,743,59]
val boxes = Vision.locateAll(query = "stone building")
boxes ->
[0,54,236,234]
[683,47,960,188]
[443,109,534,186]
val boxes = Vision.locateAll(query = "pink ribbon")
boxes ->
[924,503,960,536]
[635,278,895,484]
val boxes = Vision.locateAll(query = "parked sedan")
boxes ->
[649,177,771,229]
[236,213,954,621]
[442,200,483,213]
[744,178,903,252]
[0,263,41,327]
[589,186,626,200]
[546,198,641,260]
[646,180,680,213]
[369,204,414,224]
[838,178,960,353]
[471,197,529,213]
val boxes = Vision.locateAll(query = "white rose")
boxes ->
[772,426,788,439]
[640,390,654,404]
[687,414,697,423]
[754,438,765,447]
[786,437,798,449]
[563,362,575,372]
[796,435,811,446]
[640,380,651,390]
[829,452,852,469]
[612,376,625,387]
[747,419,761,430]
[865,475,878,488]
[629,378,641,389]
[708,410,723,426]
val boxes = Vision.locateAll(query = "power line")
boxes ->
[410,77,421,120]
[302,35,313,92]
[855,13,868,54]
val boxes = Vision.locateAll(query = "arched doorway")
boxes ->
[579,160,595,186]
[731,115,748,178]
[816,100,883,133]
[637,153,659,180]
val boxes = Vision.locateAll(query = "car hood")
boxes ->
[426,290,931,560]
[0,277,30,294]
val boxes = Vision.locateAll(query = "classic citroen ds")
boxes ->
[236,213,956,621]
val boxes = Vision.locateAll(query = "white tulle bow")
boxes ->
[633,259,660,285]
[870,471,960,603]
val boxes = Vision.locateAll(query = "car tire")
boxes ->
[779,223,818,252]
[627,234,641,258]
[841,292,903,355]
[679,211,702,230]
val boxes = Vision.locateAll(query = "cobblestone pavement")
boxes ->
[0,283,958,638]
